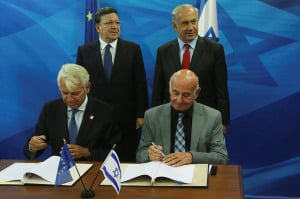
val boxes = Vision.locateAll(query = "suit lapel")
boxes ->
[190,103,203,150]
[108,39,124,81]
[77,98,94,140]
[190,36,205,70]
[93,41,107,81]
[57,101,69,142]
[170,41,182,70]
[161,105,172,153]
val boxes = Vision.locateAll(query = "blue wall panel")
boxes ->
[1,0,299,198]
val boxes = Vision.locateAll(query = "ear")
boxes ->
[86,82,91,94]
[95,23,100,33]
[171,22,177,31]
[194,87,201,99]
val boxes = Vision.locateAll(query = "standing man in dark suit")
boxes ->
[152,4,230,134]
[76,7,148,162]
[24,64,122,161]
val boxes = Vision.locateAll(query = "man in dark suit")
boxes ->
[152,4,230,134]
[76,7,148,162]
[137,69,228,166]
[24,64,121,161]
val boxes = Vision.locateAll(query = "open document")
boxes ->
[0,156,93,186]
[101,161,209,187]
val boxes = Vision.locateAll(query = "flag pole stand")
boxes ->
[73,162,96,198]
[81,189,95,198]
[82,169,101,198]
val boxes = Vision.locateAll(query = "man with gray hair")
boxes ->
[137,69,228,166]
[24,64,121,161]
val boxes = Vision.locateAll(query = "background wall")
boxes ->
[1,0,300,198]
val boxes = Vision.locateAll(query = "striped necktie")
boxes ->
[175,113,185,152]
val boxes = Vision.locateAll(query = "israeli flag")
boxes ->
[100,149,121,194]
[198,0,219,42]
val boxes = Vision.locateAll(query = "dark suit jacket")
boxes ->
[76,38,148,161]
[24,97,122,161]
[136,102,228,164]
[152,36,230,125]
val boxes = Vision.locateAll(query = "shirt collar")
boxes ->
[99,38,118,50]
[171,103,194,118]
[177,37,197,50]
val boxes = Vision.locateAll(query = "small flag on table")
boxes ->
[100,149,121,194]
[55,143,75,186]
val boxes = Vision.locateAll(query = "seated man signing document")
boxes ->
[136,69,228,166]
[23,64,121,161]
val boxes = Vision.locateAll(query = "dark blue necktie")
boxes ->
[69,109,78,144]
[175,113,185,152]
[104,44,112,80]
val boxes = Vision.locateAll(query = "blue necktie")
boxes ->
[69,109,78,144]
[175,113,185,152]
[104,44,112,80]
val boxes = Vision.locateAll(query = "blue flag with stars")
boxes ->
[198,0,219,42]
[100,149,121,194]
[54,144,75,186]
[85,0,98,43]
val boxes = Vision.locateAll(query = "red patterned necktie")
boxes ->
[182,44,190,69]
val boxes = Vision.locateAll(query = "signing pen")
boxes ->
[151,142,166,157]
[38,136,46,142]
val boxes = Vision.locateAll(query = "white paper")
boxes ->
[121,161,194,184]
[0,156,93,186]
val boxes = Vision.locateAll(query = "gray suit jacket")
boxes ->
[136,102,228,164]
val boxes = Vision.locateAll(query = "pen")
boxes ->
[151,142,166,157]
[38,136,46,142]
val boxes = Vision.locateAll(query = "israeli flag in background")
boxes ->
[198,0,219,42]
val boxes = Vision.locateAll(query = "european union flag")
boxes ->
[198,0,219,42]
[54,144,75,186]
[85,0,99,43]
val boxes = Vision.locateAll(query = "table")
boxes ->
[0,160,244,199]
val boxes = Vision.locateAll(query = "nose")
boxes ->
[65,94,75,102]
[176,95,184,103]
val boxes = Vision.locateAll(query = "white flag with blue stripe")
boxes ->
[198,0,219,42]
[100,149,121,194]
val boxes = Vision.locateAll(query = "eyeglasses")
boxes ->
[102,21,120,26]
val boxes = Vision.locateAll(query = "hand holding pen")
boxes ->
[149,142,165,161]
[29,135,48,151]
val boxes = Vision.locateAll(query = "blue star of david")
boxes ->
[113,168,119,178]
[218,5,296,86]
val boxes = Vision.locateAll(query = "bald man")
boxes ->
[137,69,228,166]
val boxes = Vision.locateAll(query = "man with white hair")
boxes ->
[24,64,121,161]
